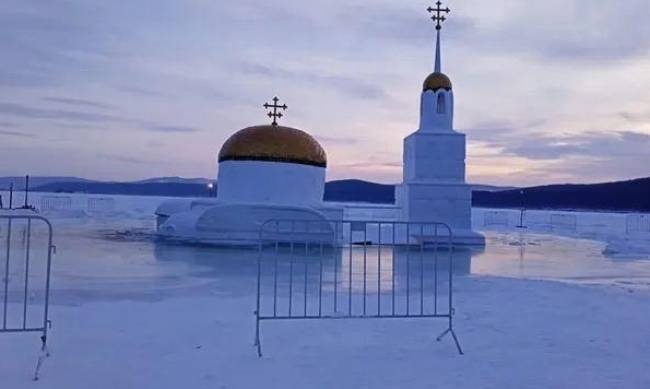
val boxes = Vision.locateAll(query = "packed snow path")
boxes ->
[3,277,649,388]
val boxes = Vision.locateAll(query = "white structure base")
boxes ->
[155,199,343,246]
[398,182,485,246]
[399,114,485,246]
[155,154,342,246]
[218,160,325,207]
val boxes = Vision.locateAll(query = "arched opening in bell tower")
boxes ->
[436,93,446,114]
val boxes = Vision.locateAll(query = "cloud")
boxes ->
[454,0,650,63]
[345,3,476,48]
[333,0,650,63]
[41,97,116,110]
[466,129,650,185]
[0,4,109,88]
[462,119,548,143]
[336,161,402,169]
[0,0,648,184]
[0,101,198,134]
[116,85,165,98]
[314,135,361,145]
[619,111,650,124]
[618,130,650,143]
[0,102,119,123]
[97,153,147,165]
[0,129,35,138]
[146,125,199,133]
[467,119,547,131]
[501,130,650,160]
[238,62,387,100]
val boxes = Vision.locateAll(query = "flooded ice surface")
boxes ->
[3,191,650,298]
[471,208,650,289]
[6,206,646,304]
[475,231,650,288]
[47,218,263,301]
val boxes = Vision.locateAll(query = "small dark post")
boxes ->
[24,175,30,209]
[517,189,527,228]
[9,183,14,209]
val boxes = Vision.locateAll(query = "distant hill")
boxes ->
[471,184,517,192]
[3,175,648,211]
[323,180,395,203]
[0,176,210,189]
[27,179,396,204]
[473,177,650,212]
[133,177,211,185]
[0,176,93,190]
[32,181,210,198]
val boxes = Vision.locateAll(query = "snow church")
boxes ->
[155,3,484,246]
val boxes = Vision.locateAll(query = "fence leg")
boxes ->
[254,316,262,358]
[33,335,50,381]
[450,328,463,355]
[255,234,263,358]
[41,332,51,356]
[436,321,463,355]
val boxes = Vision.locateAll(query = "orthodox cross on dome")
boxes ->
[263,96,288,127]
[427,1,451,73]
[427,1,450,31]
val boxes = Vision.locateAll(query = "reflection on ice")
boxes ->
[253,245,474,319]
[153,241,476,294]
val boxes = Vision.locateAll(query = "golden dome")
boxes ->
[423,72,452,92]
[218,125,327,168]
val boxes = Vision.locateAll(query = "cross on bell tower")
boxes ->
[427,1,451,73]
[427,1,451,31]
[263,96,288,127]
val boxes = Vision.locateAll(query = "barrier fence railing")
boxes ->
[626,214,650,234]
[0,214,55,380]
[254,219,462,357]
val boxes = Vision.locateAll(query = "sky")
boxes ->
[0,0,649,186]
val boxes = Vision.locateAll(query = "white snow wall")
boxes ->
[217,160,326,206]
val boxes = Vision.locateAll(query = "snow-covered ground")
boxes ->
[2,192,650,388]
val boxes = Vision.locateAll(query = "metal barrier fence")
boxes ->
[0,214,55,380]
[87,197,116,214]
[40,196,73,212]
[550,213,578,231]
[254,219,462,358]
[483,211,509,227]
[626,214,650,234]
[480,210,582,231]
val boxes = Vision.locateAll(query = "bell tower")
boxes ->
[398,2,484,245]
